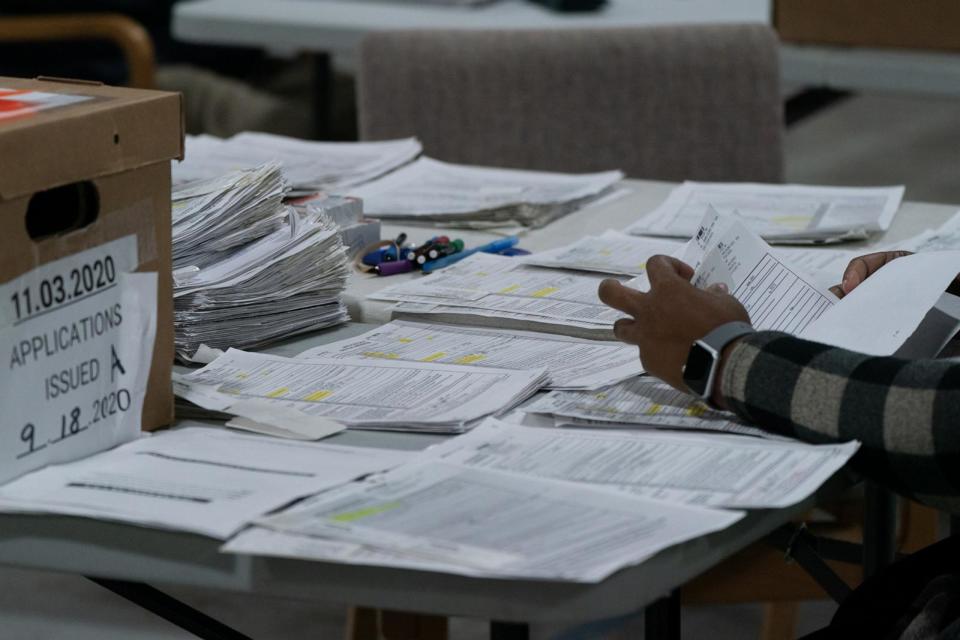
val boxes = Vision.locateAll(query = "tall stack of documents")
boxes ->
[173,213,350,359]
[172,162,287,269]
[173,133,422,194]
[350,157,623,228]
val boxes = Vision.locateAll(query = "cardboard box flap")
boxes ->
[0,77,183,200]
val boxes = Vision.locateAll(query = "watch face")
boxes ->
[683,343,714,397]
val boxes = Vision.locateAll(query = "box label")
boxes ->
[0,89,93,122]
[0,236,157,484]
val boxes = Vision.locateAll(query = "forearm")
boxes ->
[718,331,960,508]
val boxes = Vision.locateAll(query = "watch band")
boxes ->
[683,321,755,407]
[698,321,756,355]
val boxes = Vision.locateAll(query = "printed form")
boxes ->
[371,252,625,327]
[0,426,410,538]
[296,320,641,390]
[253,459,742,582]
[176,349,547,433]
[424,419,858,509]
[627,182,904,241]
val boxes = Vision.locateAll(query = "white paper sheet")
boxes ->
[0,236,157,486]
[424,419,858,509]
[0,426,410,538]
[801,251,960,356]
[627,182,904,242]
[176,349,548,434]
[296,320,641,390]
[690,212,837,335]
[254,459,742,582]
[900,211,960,252]
[523,230,685,276]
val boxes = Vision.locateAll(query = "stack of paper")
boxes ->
[175,349,548,434]
[296,319,641,390]
[350,157,623,228]
[524,375,765,437]
[900,210,960,252]
[231,459,741,582]
[0,426,409,539]
[373,252,625,339]
[425,419,859,509]
[173,133,422,194]
[627,182,904,242]
[173,213,350,358]
[172,162,288,269]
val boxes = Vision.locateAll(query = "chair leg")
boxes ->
[345,607,449,640]
[346,607,380,640]
[759,602,798,640]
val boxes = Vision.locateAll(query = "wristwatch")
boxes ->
[682,321,755,406]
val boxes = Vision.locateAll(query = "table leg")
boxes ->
[490,621,530,640]
[312,52,333,139]
[863,482,898,579]
[88,577,252,640]
[645,589,681,640]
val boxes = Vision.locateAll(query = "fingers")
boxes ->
[598,279,644,315]
[646,255,695,287]
[841,251,912,294]
[828,284,845,299]
[612,318,635,342]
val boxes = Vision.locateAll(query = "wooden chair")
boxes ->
[0,13,155,88]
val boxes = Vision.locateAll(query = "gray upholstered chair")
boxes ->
[358,24,783,182]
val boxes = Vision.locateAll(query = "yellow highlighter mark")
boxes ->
[304,390,333,402]
[420,352,446,362]
[499,284,521,294]
[771,215,813,231]
[646,403,662,415]
[594,392,608,400]
[455,354,486,364]
[331,501,402,523]
[236,372,249,380]
[599,249,612,256]
[532,287,559,298]
[266,387,289,398]
[687,404,707,418]
[362,351,399,359]
[397,337,414,343]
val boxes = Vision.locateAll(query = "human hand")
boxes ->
[598,255,750,392]
[829,250,912,298]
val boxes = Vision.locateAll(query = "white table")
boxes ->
[172,0,770,68]
[4,183,956,638]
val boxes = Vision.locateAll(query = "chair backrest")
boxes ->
[358,24,783,182]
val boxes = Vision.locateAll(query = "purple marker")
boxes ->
[375,260,415,276]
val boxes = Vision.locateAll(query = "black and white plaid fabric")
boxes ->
[721,331,960,513]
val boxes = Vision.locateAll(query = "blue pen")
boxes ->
[421,236,519,274]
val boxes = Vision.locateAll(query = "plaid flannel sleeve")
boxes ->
[720,331,960,511]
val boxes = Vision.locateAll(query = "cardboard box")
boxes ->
[776,0,960,51]
[0,76,183,432]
